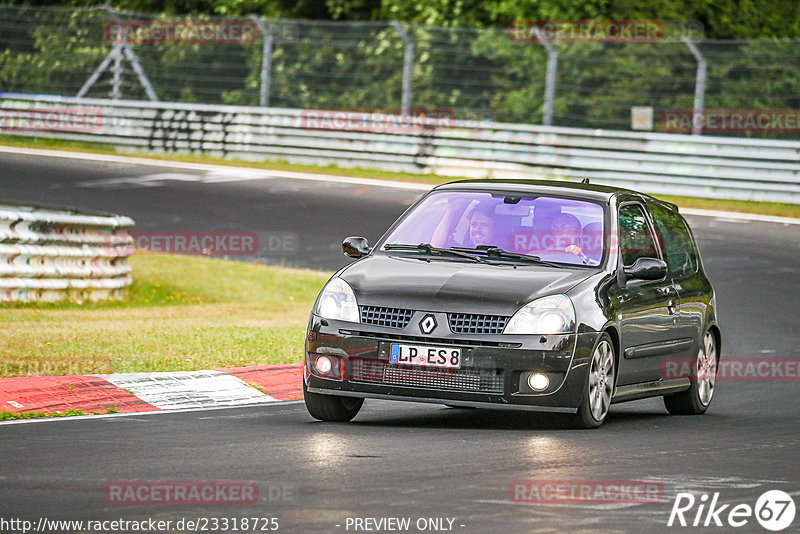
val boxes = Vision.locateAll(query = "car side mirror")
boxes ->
[342,236,371,258]
[623,257,667,281]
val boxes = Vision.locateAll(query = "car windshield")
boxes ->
[380,190,606,267]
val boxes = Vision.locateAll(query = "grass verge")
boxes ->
[0,408,118,420]
[0,253,330,377]
[2,135,799,218]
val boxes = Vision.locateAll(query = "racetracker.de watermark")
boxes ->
[0,107,103,132]
[660,109,800,134]
[299,109,454,133]
[105,481,259,506]
[509,20,665,42]
[103,19,258,45]
[131,231,298,256]
[509,480,664,504]
[662,357,800,382]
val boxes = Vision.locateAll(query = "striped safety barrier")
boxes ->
[3,93,800,203]
[0,202,134,302]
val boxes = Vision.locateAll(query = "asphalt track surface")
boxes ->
[1,149,799,533]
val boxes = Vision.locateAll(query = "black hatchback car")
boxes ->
[303,179,720,428]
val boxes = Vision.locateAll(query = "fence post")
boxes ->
[682,37,707,135]
[534,27,558,126]
[111,47,122,100]
[390,21,414,115]
[250,15,273,107]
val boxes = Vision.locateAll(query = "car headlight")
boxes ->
[503,294,575,335]
[314,278,360,323]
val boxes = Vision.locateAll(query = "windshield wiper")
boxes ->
[450,246,562,267]
[383,243,489,263]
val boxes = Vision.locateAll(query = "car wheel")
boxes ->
[303,382,364,422]
[664,330,717,415]
[568,333,615,429]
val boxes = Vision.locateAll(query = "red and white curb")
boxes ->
[0,364,303,416]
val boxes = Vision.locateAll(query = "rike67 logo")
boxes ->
[668,490,795,531]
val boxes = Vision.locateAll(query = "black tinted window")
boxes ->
[649,204,698,277]
[619,204,658,267]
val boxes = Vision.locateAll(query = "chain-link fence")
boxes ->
[2,4,800,137]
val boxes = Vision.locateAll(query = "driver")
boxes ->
[430,200,496,248]
[466,204,495,247]
[549,213,592,262]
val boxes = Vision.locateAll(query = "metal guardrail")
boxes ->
[0,201,134,302]
[1,93,799,203]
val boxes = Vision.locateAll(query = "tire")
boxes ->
[664,330,717,415]
[303,382,364,422]
[567,333,615,429]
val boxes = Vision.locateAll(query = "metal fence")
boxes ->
[2,5,800,136]
[0,201,134,302]
[3,93,799,204]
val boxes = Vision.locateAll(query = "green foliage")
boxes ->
[11,0,800,37]
[2,3,799,135]
[0,7,110,95]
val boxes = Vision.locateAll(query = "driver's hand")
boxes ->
[445,199,469,218]
[565,244,584,255]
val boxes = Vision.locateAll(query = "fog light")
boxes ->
[528,373,550,391]
[316,355,333,375]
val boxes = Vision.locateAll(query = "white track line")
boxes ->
[0,400,305,426]
[679,207,800,225]
[1,145,797,223]
[0,145,432,191]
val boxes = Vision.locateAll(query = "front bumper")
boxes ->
[304,314,602,413]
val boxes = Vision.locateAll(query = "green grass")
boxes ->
[652,194,800,219]
[0,408,103,420]
[0,253,330,377]
[4,134,798,217]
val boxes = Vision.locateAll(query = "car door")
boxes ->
[610,202,680,385]
[648,203,707,361]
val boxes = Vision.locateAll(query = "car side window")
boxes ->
[648,204,698,278]
[618,203,658,267]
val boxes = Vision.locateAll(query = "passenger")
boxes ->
[548,213,598,265]
[550,213,584,255]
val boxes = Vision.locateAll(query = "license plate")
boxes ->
[389,343,462,369]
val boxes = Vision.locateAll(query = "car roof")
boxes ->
[432,178,678,210]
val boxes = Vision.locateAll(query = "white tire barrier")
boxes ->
[0,203,134,302]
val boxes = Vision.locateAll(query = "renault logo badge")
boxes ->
[419,314,437,334]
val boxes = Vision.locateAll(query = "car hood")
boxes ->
[340,254,595,315]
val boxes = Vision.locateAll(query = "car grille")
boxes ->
[360,306,414,329]
[350,331,515,348]
[349,358,504,393]
[448,313,510,334]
